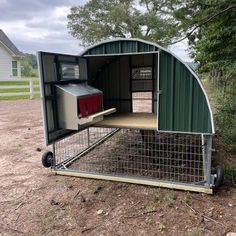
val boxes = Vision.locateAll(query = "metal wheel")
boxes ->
[42,151,53,168]
[213,165,224,188]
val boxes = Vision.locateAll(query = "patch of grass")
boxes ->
[162,190,177,207]
[201,78,219,114]
[0,79,40,100]
[154,190,162,202]
[145,204,156,212]
[154,189,177,207]
[0,95,40,100]
[0,88,39,93]
[0,80,39,85]
[0,87,40,92]
[0,81,27,86]
[145,218,156,225]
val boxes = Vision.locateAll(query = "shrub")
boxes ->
[215,82,236,153]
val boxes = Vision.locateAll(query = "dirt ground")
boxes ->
[0,99,236,236]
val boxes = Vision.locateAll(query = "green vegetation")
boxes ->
[0,80,40,100]
[67,0,181,46]
[0,54,39,100]
[21,53,38,77]
[215,84,236,153]
[167,0,236,153]
[0,80,29,86]
[224,164,236,185]
[203,78,236,183]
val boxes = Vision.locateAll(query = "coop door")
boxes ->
[157,50,213,133]
[38,51,88,145]
[131,66,153,112]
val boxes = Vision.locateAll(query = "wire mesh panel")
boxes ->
[54,127,116,166]
[54,128,210,186]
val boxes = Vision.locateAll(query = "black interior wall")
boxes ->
[87,53,157,113]
[153,54,158,113]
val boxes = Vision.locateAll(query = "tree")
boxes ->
[21,54,38,77]
[25,53,38,69]
[168,0,236,152]
[67,0,181,46]
[165,1,236,68]
[21,59,32,77]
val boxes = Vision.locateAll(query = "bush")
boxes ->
[224,164,236,184]
[215,83,236,153]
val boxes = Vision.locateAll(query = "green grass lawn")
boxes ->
[0,79,40,100]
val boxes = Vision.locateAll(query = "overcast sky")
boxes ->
[0,0,191,61]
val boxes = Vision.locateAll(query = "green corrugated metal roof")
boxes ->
[84,39,158,55]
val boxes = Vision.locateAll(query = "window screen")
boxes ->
[61,63,79,80]
[132,67,152,80]
[12,61,18,76]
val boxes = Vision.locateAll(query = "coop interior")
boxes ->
[82,53,158,130]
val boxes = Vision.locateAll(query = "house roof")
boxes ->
[0,29,24,57]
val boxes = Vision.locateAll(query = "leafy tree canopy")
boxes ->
[21,53,38,77]
[24,53,38,69]
[168,0,236,151]
[166,0,236,73]
[67,0,181,46]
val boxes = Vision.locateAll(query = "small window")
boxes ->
[12,61,18,77]
[61,63,79,80]
[132,67,152,80]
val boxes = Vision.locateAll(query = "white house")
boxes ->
[0,29,23,80]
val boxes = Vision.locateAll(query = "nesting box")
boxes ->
[56,83,115,130]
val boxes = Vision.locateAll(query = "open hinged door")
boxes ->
[38,51,88,145]
[157,50,214,134]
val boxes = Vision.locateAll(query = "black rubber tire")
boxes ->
[214,165,224,188]
[42,151,53,168]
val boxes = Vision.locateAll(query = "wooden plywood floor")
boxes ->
[94,113,157,130]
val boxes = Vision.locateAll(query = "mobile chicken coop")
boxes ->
[38,38,223,194]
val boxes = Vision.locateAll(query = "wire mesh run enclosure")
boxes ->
[53,127,213,193]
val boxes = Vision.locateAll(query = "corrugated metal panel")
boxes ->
[159,50,212,133]
[90,56,131,113]
[84,40,157,55]
[122,41,137,53]
[106,42,120,54]
[131,54,153,66]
